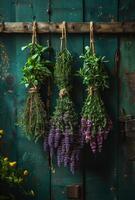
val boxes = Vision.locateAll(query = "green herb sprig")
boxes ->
[79,46,109,89]
[21,42,52,88]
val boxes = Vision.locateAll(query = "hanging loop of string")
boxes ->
[89,21,95,55]
[32,20,37,44]
[60,21,67,50]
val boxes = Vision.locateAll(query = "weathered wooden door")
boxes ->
[0,0,135,199]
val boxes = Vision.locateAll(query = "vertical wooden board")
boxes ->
[84,0,118,200]
[15,0,48,22]
[0,0,15,21]
[1,1,50,200]
[84,0,117,22]
[119,1,135,199]
[119,37,135,114]
[119,0,135,21]
[50,1,84,200]
[0,1,17,158]
[15,1,51,199]
[0,34,18,160]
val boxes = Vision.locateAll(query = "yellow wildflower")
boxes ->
[0,129,4,135]
[9,161,17,167]
[4,157,8,161]
[23,170,29,176]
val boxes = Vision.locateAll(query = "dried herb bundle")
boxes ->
[45,49,81,173]
[79,46,112,153]
[19,42,52,142]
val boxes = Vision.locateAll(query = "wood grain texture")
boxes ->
[1,22,135,33]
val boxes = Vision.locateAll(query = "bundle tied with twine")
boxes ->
[19,21,52,142]
[79,22,112,153]
[44,22,81,174]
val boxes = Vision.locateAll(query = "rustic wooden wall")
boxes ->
[0,0,135,200]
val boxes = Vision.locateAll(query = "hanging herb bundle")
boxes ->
[45,22,81,174]
[19,21,52,142]
[79,22,112,153]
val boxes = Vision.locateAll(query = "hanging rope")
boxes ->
[59,21,68,97]
[89,21,95,55]
[32,20,37,44]
[60,21,67,50]
[28,86,37,93]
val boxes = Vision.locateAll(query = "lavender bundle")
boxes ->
[79,46,112,153]
[19,42,52,142]
[45,48,81,173]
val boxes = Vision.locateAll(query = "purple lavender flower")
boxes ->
[57,146,62,167]
[80,127,85,136]
[48,133,54,147]
[65,133,70,152]
[97,134,103,152]
[61,139,66,161]
[86,119,92,127]
[64,154,69,167]
[48,128,55,147]
[90,138,97,154]
[54,129,61,148]
[70,161,75,174]
[75,149,80,162]
[84,130,91,143]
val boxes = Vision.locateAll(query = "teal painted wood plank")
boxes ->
[0,0,15,21]
[84,1,118,200]
[14,1,51,198]
[0,35,18,161]
[15,0,48,22]
[119,0,135,21]
[0,1,17,161]
[119,1,135,199]
[0,1,51,200]
[84,0,117,22]
[51,0,83,22]
[119,37,135,115]
[50,1,84,200]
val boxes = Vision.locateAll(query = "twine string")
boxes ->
[87,86,97,96]
[60,21,67,51]
[89,21,95,55]
[32,21,37,44]
[29,86,37,94]
[59,88,68,98]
